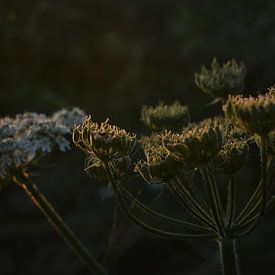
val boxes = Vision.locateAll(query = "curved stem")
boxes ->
[218,238,240,275]
[174,176,213,222]
[103,164,214,240]
[167,180,216,231]
[13,176,108,275]
[116,181,211,232]
[233,136,269,237]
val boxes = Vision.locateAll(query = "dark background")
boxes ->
[1,0,275,274]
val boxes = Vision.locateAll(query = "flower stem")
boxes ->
[13,177,109,275]
[218,238,240,275]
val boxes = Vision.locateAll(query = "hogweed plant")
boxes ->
[0,108,108,275]
[74,59,275,275]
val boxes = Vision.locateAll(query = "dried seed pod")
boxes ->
[135,145,183,184]
[195,58,246,100]
[223,88,275,135]
[73,117,137,162]
[162,123,223,169]
[214,139,249,175]
[141,101,190,132]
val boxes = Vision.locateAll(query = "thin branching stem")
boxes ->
[103,163,214,240]
[116,181,211,232]
[201,167,225,237]
[166,180,217,231]
[174,176,213,221]
[233,136,269,237]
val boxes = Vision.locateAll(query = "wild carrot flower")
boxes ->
[195,58,246,101]
[141,101,190,132]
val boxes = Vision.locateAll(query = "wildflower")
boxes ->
[195,58,246,101]
[73,117,137,181]
[52,107,85,128]
[135,145,183,184]
[141,101,190,132]
[223,89,275,135]
[73,117,136,162]
[0,108,85,184]
[214,139,249,175]
[162,124,223,169]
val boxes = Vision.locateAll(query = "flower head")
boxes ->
[135,145,183,184]
[73,117,137,162]
[195,58,246,100]
[0,108,85,185]
[214,139,249,175]
[223,88,275,135]
[141,101,190,132]
[162,123,223,169]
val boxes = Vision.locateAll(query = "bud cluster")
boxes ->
[195,58,246,100]
[141,101,190,132]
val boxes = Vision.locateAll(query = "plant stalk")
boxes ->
[13,177,109,275]
[218,238,240,275]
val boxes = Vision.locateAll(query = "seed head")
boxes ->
[195,58,246,100]
[141,101,190,132]
[162,123,223,168]
[135,145,183,184]
[223,88,275,135]
[214,139,249,175]
[73,116,137,162]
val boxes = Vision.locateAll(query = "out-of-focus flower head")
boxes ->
[195,58,246,101]
[0,108,85,185]
[141,101,190,132]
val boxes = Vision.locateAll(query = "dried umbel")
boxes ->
[73,117,137,162]
[141,101,190,132]
[195,58,246,101]
[223,89,275,135]
[135,145,183,184]
[0,108,85,184]
[162,124,223,169]
[215,139,249,175]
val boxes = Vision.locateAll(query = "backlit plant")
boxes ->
[2,58,275,275]
[74,59,275,275]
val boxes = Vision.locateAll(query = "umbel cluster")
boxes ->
[73,59,275,275]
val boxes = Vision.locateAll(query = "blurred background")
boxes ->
[1,0,275,274]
